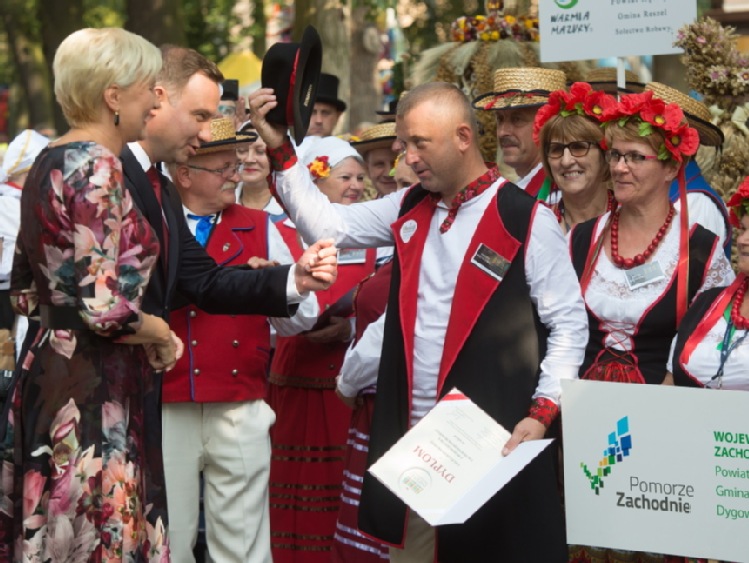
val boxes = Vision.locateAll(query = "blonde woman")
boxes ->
[2,28,177,561]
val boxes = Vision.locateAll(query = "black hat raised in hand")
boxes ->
[261,25,322,145]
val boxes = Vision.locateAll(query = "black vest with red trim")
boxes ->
[358,183,567,563]
[270,248,376,388]
[570,219,717,385]
[669,284,730,387]
[164,205,272,403]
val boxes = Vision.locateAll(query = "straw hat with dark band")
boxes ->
[195,117,257,155]
[472,68,567,111]
[350,122,397,155]
[584,67,645,95]
[644,82,723,147]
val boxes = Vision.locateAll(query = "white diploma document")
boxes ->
[368,388,553,526]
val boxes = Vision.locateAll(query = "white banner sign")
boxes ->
[562,380,749,563]
[538,0,697,63]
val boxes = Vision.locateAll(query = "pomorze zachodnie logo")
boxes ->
[580,415,694,514]
[554,0,579,8]
[580,416,633,495]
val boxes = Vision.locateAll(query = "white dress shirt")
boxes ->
[275,159,587,424]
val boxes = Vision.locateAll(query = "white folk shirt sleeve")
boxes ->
[677,192,729,252]
[525,204,588,404]
[266,219,320,336]
[336,310,387,398]
[274,160,402,248]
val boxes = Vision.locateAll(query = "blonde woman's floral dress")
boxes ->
[0,142,169,561]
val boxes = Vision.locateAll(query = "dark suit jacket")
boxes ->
[120,146,294,321]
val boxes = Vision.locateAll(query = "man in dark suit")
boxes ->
[121,45,336,322]
[119,46,337,541]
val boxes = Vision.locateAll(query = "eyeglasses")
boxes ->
[187,163,242,178]
[546,141,596,159]
[605,149,659,166]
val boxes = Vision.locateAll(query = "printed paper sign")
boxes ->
[538,0,697,63]
[562,380,749,563]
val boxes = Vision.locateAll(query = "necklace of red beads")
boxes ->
[731,277,749,330]
[609,204,675,269]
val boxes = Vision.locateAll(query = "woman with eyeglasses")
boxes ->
[566,91,735,563]
[568,90,734,388]
[534,82,618,235]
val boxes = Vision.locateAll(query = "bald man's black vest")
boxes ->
[358,182,567,563]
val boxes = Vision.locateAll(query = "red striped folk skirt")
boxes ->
[268,381,352,562]
[332,391,390,562]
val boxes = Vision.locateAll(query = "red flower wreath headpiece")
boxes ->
[727,176,749,227]
[532,82,617,145]
[599,90,699,163]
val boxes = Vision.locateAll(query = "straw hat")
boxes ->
[584,67,645,95]
[195,118,257,155]
[472,68,567,111]
[350,122,397,156]
[644,82,723,147]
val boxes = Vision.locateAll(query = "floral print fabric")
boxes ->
[0,142,168,562]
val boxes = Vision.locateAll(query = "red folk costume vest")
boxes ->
[270,248,377,389]
[163,205,272,403]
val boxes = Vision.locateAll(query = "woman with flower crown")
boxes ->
[534,82,618,235]
[266,135,377,563]
[665,178,749,392]
[567,91,736,563]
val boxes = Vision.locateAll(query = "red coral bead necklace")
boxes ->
[610,204,675,269]
[731,276,749,331]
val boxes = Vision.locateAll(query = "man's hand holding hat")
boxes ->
[247,88,287,150]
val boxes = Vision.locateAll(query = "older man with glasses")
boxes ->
[163,117,321,563]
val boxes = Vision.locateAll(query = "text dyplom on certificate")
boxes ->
[369,388,552,526]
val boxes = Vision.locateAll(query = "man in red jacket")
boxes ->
[162,118,319,563]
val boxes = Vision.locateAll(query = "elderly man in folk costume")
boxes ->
[162,117,322,563]
[472,67,568,202]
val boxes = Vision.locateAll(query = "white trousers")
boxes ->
[162,400,276,563]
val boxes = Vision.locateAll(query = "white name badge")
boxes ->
[400,219,417,243]
[338,248,367,265]
[624,260,665,291]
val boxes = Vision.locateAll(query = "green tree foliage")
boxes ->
[183,0,248,61]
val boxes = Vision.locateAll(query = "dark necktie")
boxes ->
[146,165,169,257]
[187,214,215,247]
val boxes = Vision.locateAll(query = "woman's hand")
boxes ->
[144,331,183,372]
[336,387,360,409]
[304,316,351,344]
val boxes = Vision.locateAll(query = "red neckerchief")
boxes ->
[5,181,23,191]
[435,166,500,234]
